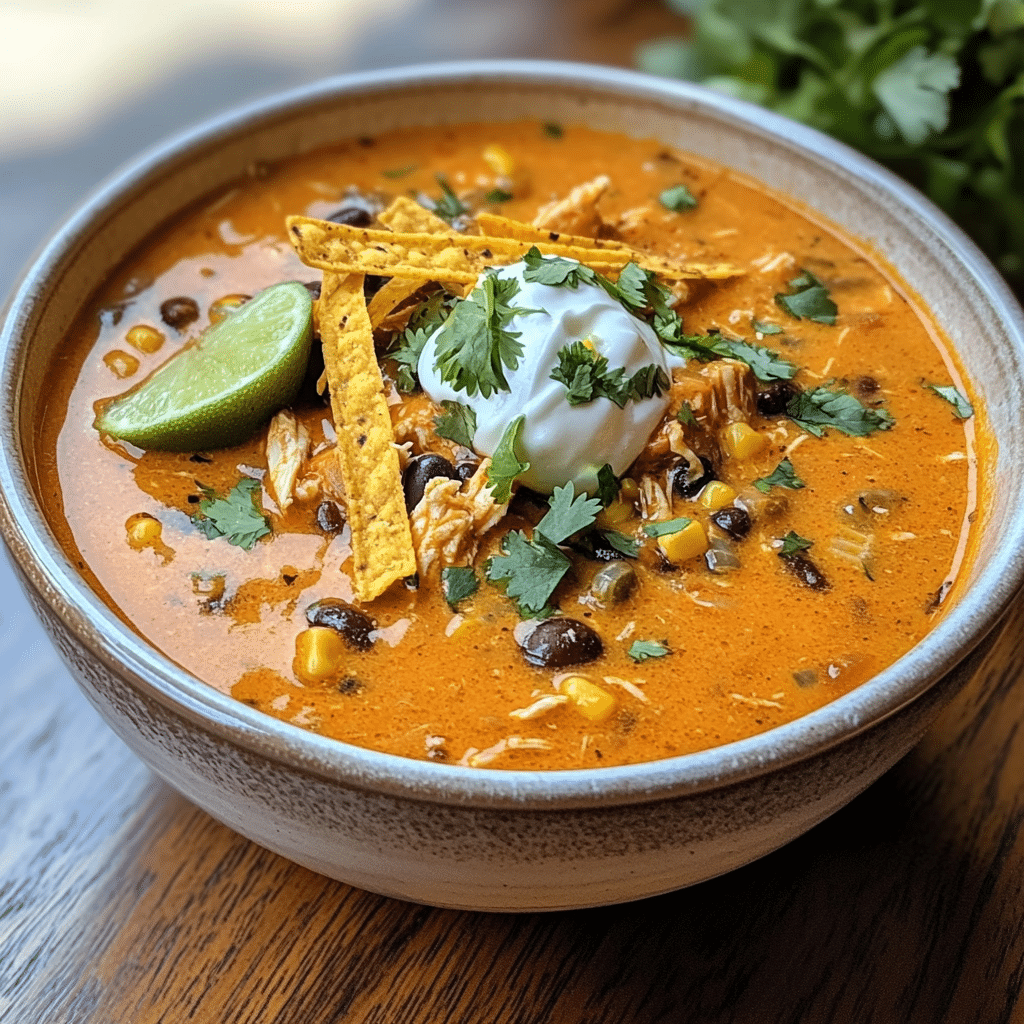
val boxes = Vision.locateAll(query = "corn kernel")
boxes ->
[722,422,769,460]
[657,519,708,563]
[482,143,515,177]
[125,324,164,353]
[125,513,162,548]
[103,350,139,379]
[698,481,738,511]
[596,498,633,528]
[208,293,250,324]
[619,477,640,503]
[558,675,617,723]
[293,627,346,685]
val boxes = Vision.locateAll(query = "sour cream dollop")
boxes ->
[417,260,672,494]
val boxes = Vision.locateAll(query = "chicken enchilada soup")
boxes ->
[40,121,984,770]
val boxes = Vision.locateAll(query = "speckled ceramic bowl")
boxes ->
[3,62,1024,912]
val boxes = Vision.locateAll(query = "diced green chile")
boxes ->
[590,562,637,604]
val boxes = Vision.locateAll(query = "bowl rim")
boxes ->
[3,58,1024,810]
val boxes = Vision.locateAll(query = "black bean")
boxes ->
[315,500,344,533]
[403,453,459,512]
[327,205,373,227]
[363,274,387,298]
[710,506,751,539]
[338,676,364,695]
[306,599,376,650]
[782,554,830,591]
[160,296,199,331]
[303,280,322,300]
[520,617,603,668]
[672,455,716,500]
[756,380,800,417]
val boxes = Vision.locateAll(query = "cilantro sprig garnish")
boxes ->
[429,174,468,223]
[432,272,541,398]
[659,184,698,211]
[442,566,479,609]
[642,517,693,538]
[486,416,530,503]
[596,464,619,507]
[754,458,805,494]
[487,482,601,615]
[522,248,602,288]
[433,401,477,448]
[927,384,974,419]
[663,332,798,383]
[779,531,814,557]
[628,639,671,662]
[601,530,640,558]
[388,290,456,393]
[787,384,895,437]
[191,478,270,550]
[550,341,669,408]
[775,270,838,326]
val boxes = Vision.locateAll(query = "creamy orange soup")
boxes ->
[39,121,984,769]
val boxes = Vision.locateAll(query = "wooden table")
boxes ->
[3,530,1024,1021]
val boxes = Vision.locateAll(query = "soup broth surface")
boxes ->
[41,121,982,770]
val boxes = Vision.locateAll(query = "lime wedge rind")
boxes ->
[95,281,313,451]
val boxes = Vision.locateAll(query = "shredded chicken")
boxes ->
[532,175,610,237]
[265,410,310,511]
[673,358,757,430]
[294,444,346,507]
[409,458,507,577]
[638,473,673,521]
[459,736,553,767]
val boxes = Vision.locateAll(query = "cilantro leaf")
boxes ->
[787,385,896,437]
[429,174,468,223]
[432,272,541,398]
[628,639,671,662]
[676,402,698,427]
[596,464,619,507]
[753,319,783,335]
[486,529,570,616]
[536,482,601,544]
[381,163,417,179]
[601,530,640,558]
[662,331,797,382]
[388,290,455,393]
[486,415,530,503]
[550,341,667,408]
[754,458,806,493]
[779,531,813,557]
[543,122,564,139]
[872,46,960,146]
[484,188,513,204]
[442,565,478,609]
[927,383,974,419]
[191,478,270,550]
[433,401,477,447]
[775,269,838,325]
[659,184,698,211]
[522,247,599,288]
[643,517,694,538]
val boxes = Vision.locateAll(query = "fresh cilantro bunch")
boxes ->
[639,0,1024,292]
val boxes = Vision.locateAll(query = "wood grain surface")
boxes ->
[2,525,1024,1023]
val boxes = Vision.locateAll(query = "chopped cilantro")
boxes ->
[601,530,640,558]
[486,482,599,617]
[754,458,805,494]
[432,272,541,398]
[486,415,530,503]
[659,184,698,211]
[775,270,838,326]
[753,319,783,335]
[628,639,671,662]
[381,163,417,179]
[927,383,974,419]
[484,187,513,204]
[596,463,619,507]
[536,483,602,544]
[543,122,564,139]
[643,517,693,538]
[191,478,270,550]
[550,341,668,408]
[429,174,468,223]
[522,247,600,288]
[787,385,895,437]
[676,402,698,427]
[779,531,814,557]
[388,290,455,392]
[442,566,478,609]
[663,332,797,383]
[433,401,477,448]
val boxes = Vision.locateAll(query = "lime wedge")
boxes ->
[96,281,313,451]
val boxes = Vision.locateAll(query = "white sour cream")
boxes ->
[417,260,672,494]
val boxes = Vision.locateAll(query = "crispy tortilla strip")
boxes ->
[319,271,415,601]
[288,216,737,282]
[378,195,449,234]
[367,277,422,328]
[475,211,629,251]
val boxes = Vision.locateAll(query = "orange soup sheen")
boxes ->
[39,120,985,770]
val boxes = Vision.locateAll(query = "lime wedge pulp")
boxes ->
[95,281,313,451]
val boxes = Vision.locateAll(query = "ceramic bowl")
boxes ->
[3,62,1024,912]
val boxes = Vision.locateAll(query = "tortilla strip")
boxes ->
[367,277,423,328]
[378,195,450,234]
[288,216,739,282]
[319,272,416,601]
[475,211,629,250]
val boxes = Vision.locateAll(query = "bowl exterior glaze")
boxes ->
[3,62,1024,911]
